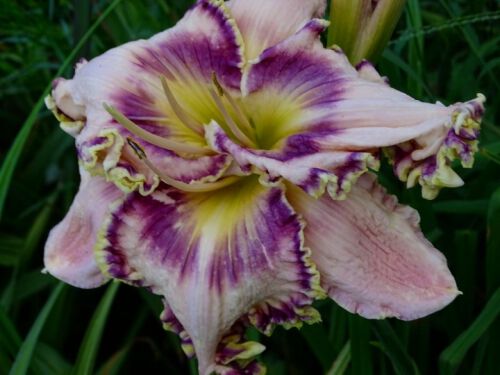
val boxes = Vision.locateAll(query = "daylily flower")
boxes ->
[43,0,485,374]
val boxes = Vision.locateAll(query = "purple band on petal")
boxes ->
[97,179,323,374]
[245,20,345,110]
[206,121,378,199]
[134,0,243,91]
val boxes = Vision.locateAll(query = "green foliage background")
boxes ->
[1,0,499,374]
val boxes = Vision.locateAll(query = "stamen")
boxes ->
[104,104,207,155]
[127,116,170,123]
[160,77,203,135]
[127,138,239,192]
[212,73,254,134]
[208,86,255,148]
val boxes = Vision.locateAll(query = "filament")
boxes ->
[104,104,207,155]
[211,73,254,136]
[127,138,239,192]
[208,86,255,147]
[160,77,203,135]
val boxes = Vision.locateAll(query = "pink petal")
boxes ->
[227,0,326,60]
[206,120,378,199]
[48,0,242,195]
[242,18,485,198]
[289,173,460,320]
[44,168,122,288]
[97,179,323,374]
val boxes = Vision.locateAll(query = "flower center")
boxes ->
[103,74,262,191]
[104,73,257,154]
[208,73,256,148]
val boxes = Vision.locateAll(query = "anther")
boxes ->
[104,103,207,155]
[127,137,147,160]
[126,137,239,192]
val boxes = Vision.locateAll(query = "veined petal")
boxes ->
[43,168,121,288]
[227,0,326,60]
[242,19,485,198]
[289,174,459,320]
[206,121,379,199]
[49,0,243,195]
[96,178,323,374]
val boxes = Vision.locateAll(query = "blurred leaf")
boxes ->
[0,306,21,358]
[439,287,500,375]
[0,0,124,219]
[300,323,333,371]
[486,187,500,294]
[32,342,72,375]
[433,200,488,215]
[9,283,65,375]
[0,235,23,267]
[72,282,120,375]
[20,202,54,263]
[95,307,148,375]
[95,346,130,375]
[327,341,351,375]
[15,271,55,301]
[406,0,425,98]
[452,230,478,322]
[349,316,373,375]
[373,320,420,375]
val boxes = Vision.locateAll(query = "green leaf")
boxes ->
[20,202,54,263]
[32,342,72,375]
[486,187,500,294]
[300,322,334,371]
[0,0,124,219]
[439,288,500,375]
[15,271,55,302]
[95,347,130,375]
[72,282,120,375]
[433,200,489,215]
[327,341,351,375]
[406,0,425,98]
[0,235,24,267]
[95,307,148,375]
[372,320,420,375]
[9,283,65,375]
[0,306,21,358]
[349,315,373,375]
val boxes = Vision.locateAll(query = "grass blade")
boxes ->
[486,187,500,294]
[373,320,420,375]
[327,341,351,375]
[349,315,373,375]
[0,306,21,358]
[300,322,334,371]
[9,283,65,375]
[0,0,124,219]
[439,287,500,375]
[72,281,120,375]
